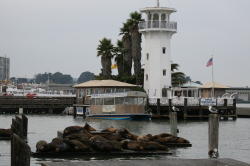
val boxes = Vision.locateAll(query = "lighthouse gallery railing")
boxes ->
[139,21,177,31]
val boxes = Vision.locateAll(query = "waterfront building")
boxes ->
[0,57,10,81]
[139,1,177,99]
[73,80,138,105]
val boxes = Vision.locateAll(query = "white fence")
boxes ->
[148,97,235,107]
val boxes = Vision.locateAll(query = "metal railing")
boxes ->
[139,21,177,31]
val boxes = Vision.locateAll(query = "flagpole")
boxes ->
[212,55,214,98]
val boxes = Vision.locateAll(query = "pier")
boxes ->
[41,159,250,166]
[149,98,237,120]
[0,96,75,114]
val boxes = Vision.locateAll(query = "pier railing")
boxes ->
[149,97,235,107]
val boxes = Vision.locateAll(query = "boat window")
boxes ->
[115,97,124,104]
[138,98,145,105]
[124,97,137,105]
[104,98,114,105]
[91,98,95,105]
[95,98,103,105]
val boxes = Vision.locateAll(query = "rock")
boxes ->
[0,129,12,137]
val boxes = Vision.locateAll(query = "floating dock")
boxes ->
[41,158,250,166]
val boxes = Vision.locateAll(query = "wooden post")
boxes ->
[208,113,219,158]
[73,107,77,118]
[233,99,237,120]
[224,99,228,120]
[157,98,161,115]
[22,114,28,139]
[168,99,172,117]
[183,98,188,120]
[11,134,30,166]
[170,111,178,137]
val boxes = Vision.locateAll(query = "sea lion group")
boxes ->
[36,123,190,153]
[0,128,12,138]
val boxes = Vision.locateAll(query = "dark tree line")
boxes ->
[35,72,73,84]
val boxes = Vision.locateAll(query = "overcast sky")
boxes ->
[0,0,250,86]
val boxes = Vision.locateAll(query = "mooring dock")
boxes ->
[41,159,250,166]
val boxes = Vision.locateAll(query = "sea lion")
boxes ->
[66,139,91,152]
[137,134,153,142]
[63,126,85,137]
[122,141,143,151]
[101,127,118,133]
[90,135,122,152]
[116,128,138,140]
[102,133,123,142]
[83,123,96,132]
[36,140,48,152]
[152,133,173,140]
[140,141,168,151]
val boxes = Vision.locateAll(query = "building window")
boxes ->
[146,74,148,81]
[162,47,166,54]
[163,69,166,76]
[162,88,168,97]
[146,53,149,60]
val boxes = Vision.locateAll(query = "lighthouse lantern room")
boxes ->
[139,0,177,99]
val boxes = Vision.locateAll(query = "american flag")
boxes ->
[206,58,213,67]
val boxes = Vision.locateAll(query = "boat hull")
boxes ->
[87,114,151,120]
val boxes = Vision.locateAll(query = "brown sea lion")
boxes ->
[90,135,122,152]
[101,127,118,133]
[116,128,138,140]
[122,141,143,151]
[36,140,48,152]
[137,134,153,142]
[102,133,123,142]
[83,123,96,132]
[140,141,168,151]
[66,139,91,152]
[63,126,85,137]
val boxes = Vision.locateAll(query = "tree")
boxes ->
[128,12,143,84]
[97,38,114,79]
[113,40,125,77]
[120,22,132,77]
[77,71,95,83]
[171,63,187,87]
[35,72,73,84]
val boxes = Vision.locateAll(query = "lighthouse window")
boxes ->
[162,47,166,54]
[163,69,166,76]
[146,74,148,81]
[146,53,149,60]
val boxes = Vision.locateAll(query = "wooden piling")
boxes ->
[170,111,178,137]
[157,99,160,115]
[233,99,237,120]
[183,98,188,120]
[208,113,219,158]
[22,114,28,139]
[73,107,77,118]
[11,134,30,166]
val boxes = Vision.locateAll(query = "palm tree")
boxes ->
[128,12,143,84]
[171,63,187,87]
[120,22,132,76]
[97,38,114,79]
[113,40,125,77]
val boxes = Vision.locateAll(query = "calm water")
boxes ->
[0,115,250,166]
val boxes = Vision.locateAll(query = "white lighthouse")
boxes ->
[139,1,177,99]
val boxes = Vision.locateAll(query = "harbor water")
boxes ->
[0,115,250,166]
